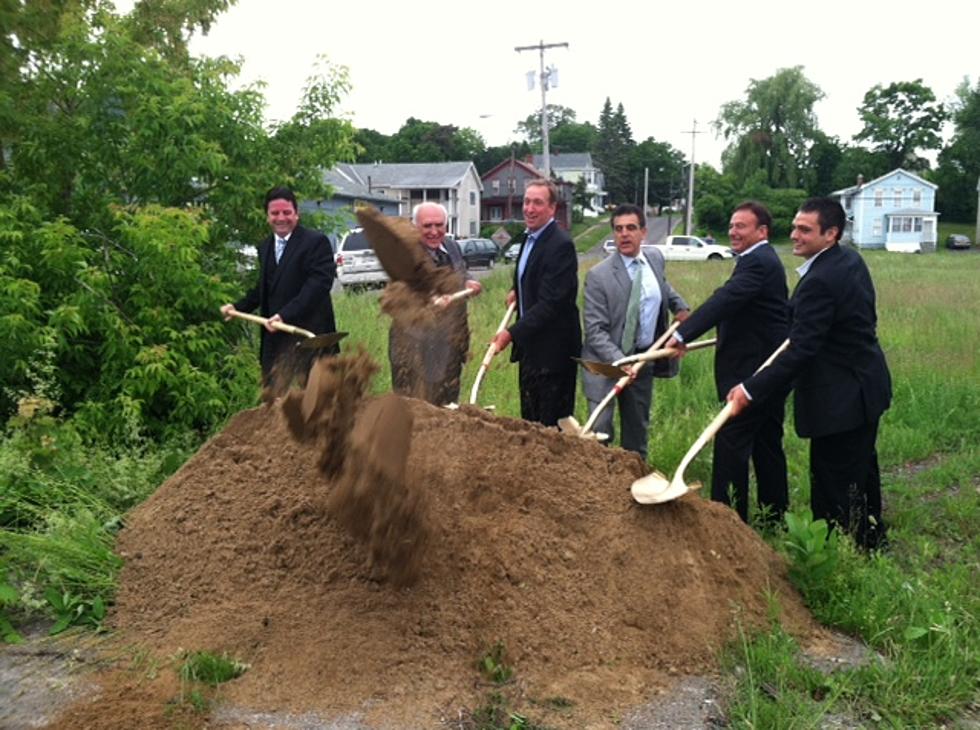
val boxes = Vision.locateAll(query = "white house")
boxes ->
[531,152,607,214]
[327,162,483,238]
[831,169,939,253]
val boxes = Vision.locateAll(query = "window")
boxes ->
[492,180,500,194]
[490,206,502,221]
[508,178,517,193]
[872,218,882,236]
[874,190,883,207]
[912,188,922,205]
[894,188,903,207]
[888,215,922,233]
[469,221,477,235]
[469,191,477,206]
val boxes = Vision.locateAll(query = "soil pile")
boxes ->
[63,353,817,727]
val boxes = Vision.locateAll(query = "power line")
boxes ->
[515,40,568,178]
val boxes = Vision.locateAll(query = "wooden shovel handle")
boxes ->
[225,309,315,339]
[468,302,517,405]
[671,338,790,482]
[432,288,476,307]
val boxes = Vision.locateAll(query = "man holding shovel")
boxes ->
[580,204,689,458]
[665,201,790,525]
[221,186,338,380]
[727,198,891,550]
[388,202,481,405]
[491,179,581,426]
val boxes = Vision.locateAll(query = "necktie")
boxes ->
[275,237,287,264]
[433,247,450,268]
[517,233,535,316]
[621,259,643,353]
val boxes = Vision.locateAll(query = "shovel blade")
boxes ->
[573,357,628,380]
[298,331,349,351]
[630,471,693,504]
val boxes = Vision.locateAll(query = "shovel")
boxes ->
[576,337,718,378]
[558,321,682,441]
[612,337,717,366]
[468,301,517,407]
[225,310,348,351]
[432,288,477,308]
[630,338,790,505]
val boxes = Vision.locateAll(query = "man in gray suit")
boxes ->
[388,202,481,405]
[580,203,689,458]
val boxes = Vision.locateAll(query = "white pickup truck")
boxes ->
[651,235,734,261]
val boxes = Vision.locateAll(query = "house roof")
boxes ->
[322,167,401,204]
[531,152,595,170]
[480,157,543,181]
[335,162,481,189]
[832,167,938,197]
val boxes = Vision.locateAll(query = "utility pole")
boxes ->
[682,119,704,235]
[643,167,649,219]
[515,40,568,178]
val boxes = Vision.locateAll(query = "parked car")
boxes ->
[602,238,616,255]
[651,235,734,261]
[946,234,972,250]
[502,240,522,262]
[335,227,388,292]
[459,238,500,269]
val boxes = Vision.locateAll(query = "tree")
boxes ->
[383,118,485,163]
[831,145,891,192]
[0,3,358,441]
[854,79,947,171]
[594,99,635,204]
[716,66,825,189]
[514,104,578,146]
[628,137,685,209]
[934,77,980,222]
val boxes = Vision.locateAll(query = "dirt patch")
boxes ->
[45,350,820,728]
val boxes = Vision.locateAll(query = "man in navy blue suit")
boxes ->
[728,198,891,549]
[491,179,581,426]
[667,201,789,525]
[221,186,338,380]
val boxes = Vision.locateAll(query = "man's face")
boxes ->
[267,198,299,238]
[612,213,646,258]
[523,184,556,232]
[728,209,767,254]
[415,206,447,249]
[790,211,836,259]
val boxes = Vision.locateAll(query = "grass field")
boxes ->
[2,231,978,727]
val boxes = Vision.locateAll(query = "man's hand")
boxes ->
[622,363,639,384]
[491,329,512,354]
[674,309,690,323]
[265,313,283,333]
[220,303,236,321]
[664,336,688,359]
[465,279,482,296]
[505,289,516,307]
[726,384,751,416]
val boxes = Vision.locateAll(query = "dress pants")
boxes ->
[711,392,789,524]
[585,366,655,459]
[809,419,887,550]
[518,363,577,427]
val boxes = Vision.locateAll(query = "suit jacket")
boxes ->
[744,244,891,438]
[676,243,789,400]
[235,224,337,373]
[580,247,688,403]
[508,221,582,371]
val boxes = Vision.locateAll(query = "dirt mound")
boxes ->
[92,401,814,726]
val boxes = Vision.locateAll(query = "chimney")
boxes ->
[856,174,864,187]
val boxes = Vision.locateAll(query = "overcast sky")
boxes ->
[180,0,976,170]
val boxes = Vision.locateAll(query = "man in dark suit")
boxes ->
[491,178,581,426]
[666,201,789,524]
[728,197,891,549]
[388,201,481,405]
[581,203,688,458]
[221,186,338,380]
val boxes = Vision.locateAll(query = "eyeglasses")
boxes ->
[613,224,640,232]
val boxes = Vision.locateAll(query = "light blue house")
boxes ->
[831,169,939,253]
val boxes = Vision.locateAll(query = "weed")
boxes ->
[479,641,514,685]
[0,581,23,643]
[783,511,839,597]
[179,650,249,686]
[44,586,106,634]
